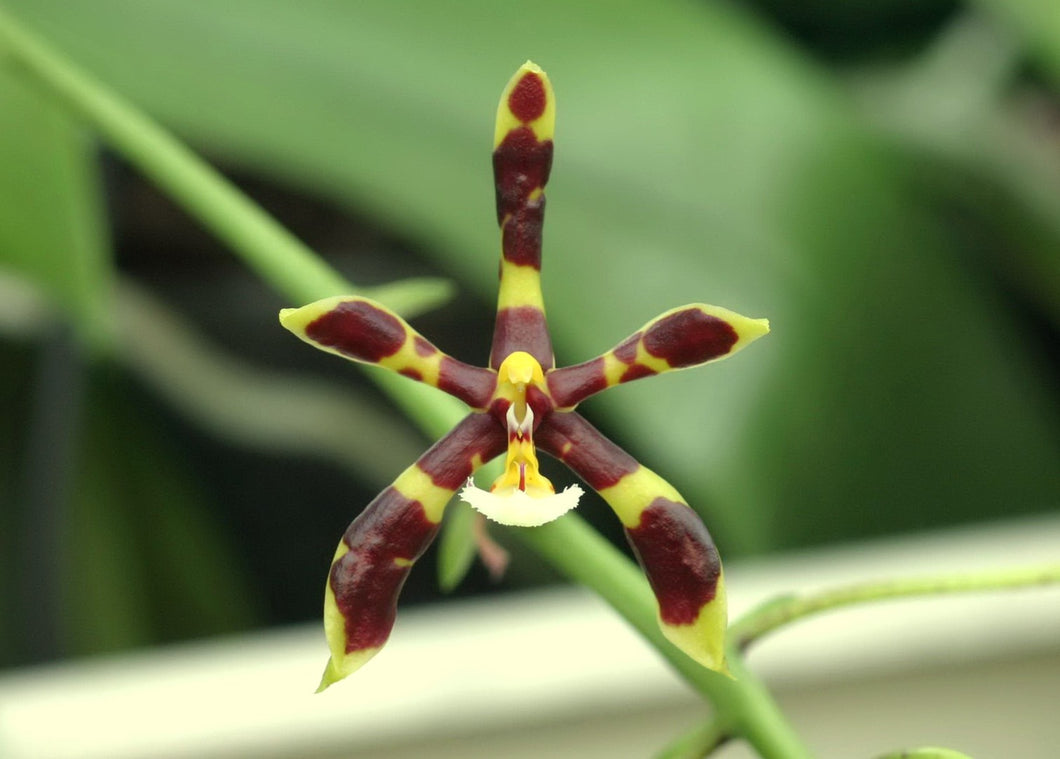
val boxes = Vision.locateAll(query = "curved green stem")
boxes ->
[873,749,973,759]
[0,3,462,435]
[655,716,729,759]
[732,563,1060,651]
[0,4,450,318]
[520,516,813,759]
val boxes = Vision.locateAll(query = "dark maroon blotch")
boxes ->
[642,309,738,367]
[547,358,609,408]
[536,411,638,491]
[490,306,554,372]
[413,336,438,357]
[620,363,657,383]
[611,333,642,364]
[437,357,496,410]
[399,368,423,382]
[332,488,439,652]
[525,383,553,428]
[306,300,406,362]
[508,72,547,122]
[416,412,507,490]
[625,499,720,626]
[501,198,545,268]
[493,127,553,223]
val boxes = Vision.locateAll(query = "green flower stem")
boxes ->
[0,5,450,319]
[522,516,813,759]
[0,4,462,435]
[873,749,973,759]
[731,563,1060,651]
[654,716,728,759]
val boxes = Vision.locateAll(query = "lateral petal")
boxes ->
[548,304,768,408]
[280,295,495,409]
[318,413,505,691]
[538,412,728,673]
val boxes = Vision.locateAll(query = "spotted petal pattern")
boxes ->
[281,61,769,690]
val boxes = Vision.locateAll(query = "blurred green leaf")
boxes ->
[65,378,259,654]
[970,0,1060,84]
[437,501,477,594]
[437,457,504,592]
[6,0,1058,557]
[852,12,1060,329]
[0,63,112,350]
[115,279,424,486]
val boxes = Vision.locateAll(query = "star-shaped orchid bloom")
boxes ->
[281,62,769,692]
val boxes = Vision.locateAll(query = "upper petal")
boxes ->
[489,62,557,370]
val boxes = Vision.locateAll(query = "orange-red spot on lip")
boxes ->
[508,72,547,122]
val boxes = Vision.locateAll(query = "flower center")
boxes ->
[457,351,583,527]
[493,351,551,496]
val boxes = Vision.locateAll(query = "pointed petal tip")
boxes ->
[746,316,770,340]
[278,300,324,336]
[723,311,769,353]
[657,571,731,676]
[315,647,380,692]
[278,307,298,329]
[662,621,732,678]
[315,658,340,693]
[496,60,555,146]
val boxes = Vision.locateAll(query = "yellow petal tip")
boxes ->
[495,60,555,146]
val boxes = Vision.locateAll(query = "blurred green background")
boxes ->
[1,0,1058,667]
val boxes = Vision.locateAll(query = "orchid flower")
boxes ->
[280,62,769,692]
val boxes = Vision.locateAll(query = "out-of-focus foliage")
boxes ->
[1,0,1057,663]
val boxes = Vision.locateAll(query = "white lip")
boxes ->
[458,478,584,527]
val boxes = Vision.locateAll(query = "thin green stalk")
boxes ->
[732,563,1060,651]
[0,4,461,435]
[521,517,813,759]
[873,749,973,759]
[0,5,449,319]
[654,716,729,759]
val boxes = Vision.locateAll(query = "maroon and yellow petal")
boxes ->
[490,61,556,371]
[318,413,506,691]
[538,412,728,673]
[280,295,496,409]
[547,304,769,409]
